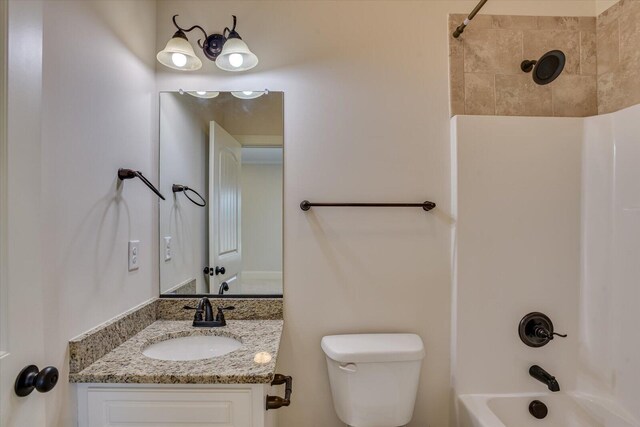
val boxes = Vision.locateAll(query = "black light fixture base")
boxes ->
[201,33,226,61]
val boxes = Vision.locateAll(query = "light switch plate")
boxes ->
[164,236,172,261]
[128,240,140,271]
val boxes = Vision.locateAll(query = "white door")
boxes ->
[209,122,242,294]
[0,0,48,425]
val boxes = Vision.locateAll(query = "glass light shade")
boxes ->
[216,38,258,72]
[231,90,266,100]
[157,35,202,71]
[186,91,220,99]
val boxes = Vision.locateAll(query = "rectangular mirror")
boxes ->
[159,91,283,297]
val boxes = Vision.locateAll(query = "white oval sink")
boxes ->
[142,335,242,361]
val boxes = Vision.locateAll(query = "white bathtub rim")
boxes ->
[568,391,639,426]
[458,392,639,427]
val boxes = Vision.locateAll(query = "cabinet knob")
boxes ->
[15,365,59,397]
[215,266,225,275]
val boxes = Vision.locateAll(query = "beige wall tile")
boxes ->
[464,73,495,115]
[596,19,620,75]
[578,17,597,31]
[450,33,463,56]
[611,57,640,111]
[618,0,640,65]
[496,74,553,116]
[523,30,581,75]
[464,29,522,74]
[537,16,581,30]
[467,14,493,29]
[597,0,622,29]
[450,50,465,116]
[595,0,640,114]
[580,31,597,75]
[492,15,537,30]
[597,71,619,114]
[552,74,598,116]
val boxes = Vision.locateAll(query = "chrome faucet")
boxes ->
[184,297,235,327]
[529,365,560,392]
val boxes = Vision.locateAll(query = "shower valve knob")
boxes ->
[519,312,567,348]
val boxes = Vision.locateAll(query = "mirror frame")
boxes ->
[157,90,284,299]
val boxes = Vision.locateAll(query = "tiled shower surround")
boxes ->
[449,0,640,117]
[449,15,597,117]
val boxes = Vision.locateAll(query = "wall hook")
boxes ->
[118,168,165,200]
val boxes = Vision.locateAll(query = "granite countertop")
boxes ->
[69,319,283,384]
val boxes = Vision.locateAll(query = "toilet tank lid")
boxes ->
[321,334,425,363]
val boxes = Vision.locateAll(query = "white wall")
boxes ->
[159,93,208,293]
[241,161,283,273]
[580,104,640,421]
[38,1,157,425]
[156,2,596,426]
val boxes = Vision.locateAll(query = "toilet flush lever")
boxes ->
[338,363,357,373]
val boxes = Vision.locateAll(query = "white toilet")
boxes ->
[321,333,425,427]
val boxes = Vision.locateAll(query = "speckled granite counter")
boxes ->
[68,297,283,385]
[69,319,283,384]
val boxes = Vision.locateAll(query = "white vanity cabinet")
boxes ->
[77,383,278,427]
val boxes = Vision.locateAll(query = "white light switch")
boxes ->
[128,240,140,271]
[164,236,172,261]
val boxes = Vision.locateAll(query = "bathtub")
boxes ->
[458,392,639,427]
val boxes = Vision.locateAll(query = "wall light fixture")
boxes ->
[157,15,258,72]
[231,90,267,100]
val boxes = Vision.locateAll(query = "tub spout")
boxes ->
[529,365,560,392]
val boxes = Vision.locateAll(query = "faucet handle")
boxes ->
[183,305,202,320]
[215,306,235,324]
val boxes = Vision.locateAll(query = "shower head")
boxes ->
[521,50,566,85]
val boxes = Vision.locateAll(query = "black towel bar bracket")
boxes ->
[118,168,165,200]
[300,200,436,212]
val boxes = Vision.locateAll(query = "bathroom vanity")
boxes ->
[69,298,285,427]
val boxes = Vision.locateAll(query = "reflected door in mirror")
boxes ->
[210,122,242,294]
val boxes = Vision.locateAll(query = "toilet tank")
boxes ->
[321,334,425,427]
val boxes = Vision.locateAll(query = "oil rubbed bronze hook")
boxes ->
[118,168,165,200]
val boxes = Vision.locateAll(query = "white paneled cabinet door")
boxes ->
[86,388,253,427]
[209,122,242,293]
[0,0,48,425]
